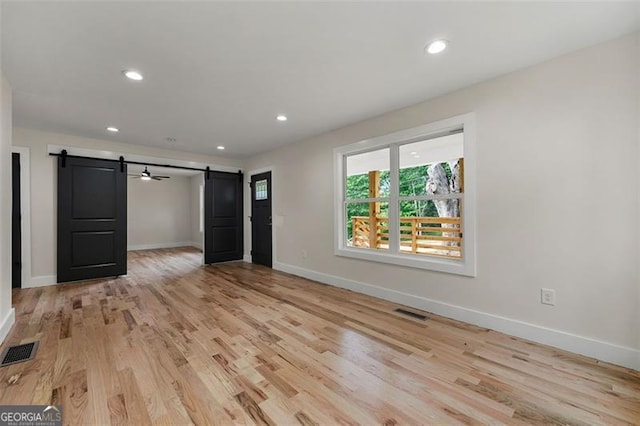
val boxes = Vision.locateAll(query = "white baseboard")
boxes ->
[243,254,252,263]
[128,242,197,251]
[273,261,640,371]
[0,308,15,344]
[23,275,57,289]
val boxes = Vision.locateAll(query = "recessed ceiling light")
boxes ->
[410,151,417,155]
[106,126,119,132]
[123,70,143,81]
[276,115,288,122]
[217,146,225,150]
[426,39,448,55]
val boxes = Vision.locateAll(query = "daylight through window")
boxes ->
[345,134,463,259]
[335,114,476,276]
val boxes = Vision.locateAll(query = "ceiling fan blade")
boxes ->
[152,177,163,180]
[154,176,171,179]
[128,174,141,177]
[129,176,141,179]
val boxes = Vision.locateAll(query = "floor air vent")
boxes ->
[394,308,428,321]
[0,342,39,367]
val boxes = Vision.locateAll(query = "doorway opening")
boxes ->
[127,165,204,258]
[125,164,207,271]
[11,153,21,288]
[127,166,244,266]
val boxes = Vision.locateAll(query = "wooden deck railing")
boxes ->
[351,216,462,259]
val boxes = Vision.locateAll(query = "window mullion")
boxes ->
[345,197,389,203]
[388,144,400,254]
[398,193,463,201]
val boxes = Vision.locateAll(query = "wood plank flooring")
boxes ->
[1,247,639,425]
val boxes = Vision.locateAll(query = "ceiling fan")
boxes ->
[128,166,171,181]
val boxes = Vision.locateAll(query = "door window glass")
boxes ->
[255,179,268,200]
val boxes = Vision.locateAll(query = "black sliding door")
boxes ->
[57,157,127,283]
[204,171,243,263]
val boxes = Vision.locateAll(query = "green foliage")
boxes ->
[345,165,442,239]
[397,165,438,218]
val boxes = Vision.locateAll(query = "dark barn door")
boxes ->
[250,172,272,267]
[57,157,127,283]
[204,171,243,264]
[12,153,21,288]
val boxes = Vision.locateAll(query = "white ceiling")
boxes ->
[2,1,638,158]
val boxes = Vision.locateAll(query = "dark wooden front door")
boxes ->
[57,157,127,283]
[12,153,21,288]
[250,172,272,267]
[204,171,243,263]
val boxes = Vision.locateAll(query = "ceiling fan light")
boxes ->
[140,167,152,180]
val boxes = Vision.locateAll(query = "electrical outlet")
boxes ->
[541,288,556,306]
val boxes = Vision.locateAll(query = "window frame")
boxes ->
[333,113,476,276]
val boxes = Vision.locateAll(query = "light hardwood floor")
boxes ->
[1,247,638,425]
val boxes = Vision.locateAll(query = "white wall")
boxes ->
[190,174,204,250]
[127,176,193,250]
[0,69,15,343]
[244,34,640,368]
[12,127,242,285]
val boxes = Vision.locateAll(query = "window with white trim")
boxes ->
[334,114,476,276]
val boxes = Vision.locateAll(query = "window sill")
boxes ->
[335,247,476,277]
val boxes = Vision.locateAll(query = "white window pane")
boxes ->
[345,148,390,199]
[399,133,464,197]
[345,202,388,250]
[399,133,463,169]
[399,200,462,259]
